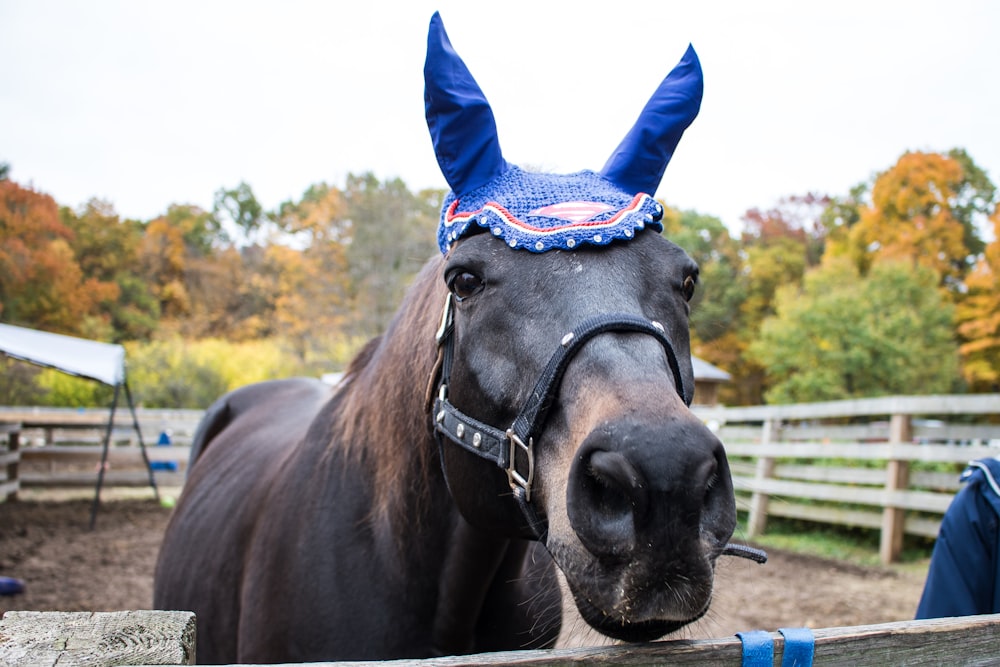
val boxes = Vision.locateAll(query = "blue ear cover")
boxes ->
[600,44,703,196]
[424,14,700,254]
[424,12,509,196]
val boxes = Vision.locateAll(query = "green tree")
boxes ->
[214,181,265,246]
[341,173,440,338]
[664,208,750,403]
[749,259,959,403]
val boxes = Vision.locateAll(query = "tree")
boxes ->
[749,259,959,403]
[665,209,745,344]
[341,173,441,338]
[828,150,992,293]
[140,203,230,329]
[271,182,350,245]
[0,181,116,335]
[956,204,1000,391]
[214,181,265,246]
[62,199,159,341]
[742,193,829,266]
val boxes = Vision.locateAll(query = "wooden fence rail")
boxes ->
[694,393,1000,564]
[2,611,998,666]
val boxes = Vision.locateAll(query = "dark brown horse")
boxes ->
[154,13,747,663]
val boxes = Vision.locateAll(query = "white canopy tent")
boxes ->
[0,323,126,386]
[0,323,158,526]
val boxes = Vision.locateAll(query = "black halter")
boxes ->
[431,294,690,540]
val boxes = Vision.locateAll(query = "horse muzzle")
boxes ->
[550,412,737,640]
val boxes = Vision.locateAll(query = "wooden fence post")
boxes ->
[880,413,912,564]
[747,418,780,538]
[1,423,20,502]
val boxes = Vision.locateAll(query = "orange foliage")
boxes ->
[849,152,970,287]
[0,182,117,334]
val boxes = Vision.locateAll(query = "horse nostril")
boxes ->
[589,451,649,521]
[567,449,648,559]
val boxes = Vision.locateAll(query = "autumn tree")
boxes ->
[749,259,958,403]
[956,204,1000,391]
[270,182,352,354]
[0,180,117,335]
[742,193,829,266]
[62,199,159,341]
[140,203,226,329]
[272,182,351,245]
[827,150,993,293]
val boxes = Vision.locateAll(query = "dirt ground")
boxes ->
[0,492,930,648]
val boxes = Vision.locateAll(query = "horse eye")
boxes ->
[448,271,484,301]
[682,274,697,301]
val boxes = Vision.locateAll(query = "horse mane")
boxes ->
[331,255,447,532]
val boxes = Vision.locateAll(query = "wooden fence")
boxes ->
[1,611,998,666]
[0,406,200,500]
[694,394,1000,563]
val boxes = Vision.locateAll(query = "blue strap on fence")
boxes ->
[737,630,774,667]
[779,627,815,667]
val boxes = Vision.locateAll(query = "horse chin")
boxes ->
[552,540,719,643]
[569,587,709,642]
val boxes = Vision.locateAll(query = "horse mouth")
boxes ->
[569,588,709,642]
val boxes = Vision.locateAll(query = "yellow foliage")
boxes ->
[846,151,969,287]
[956,205,1000,390]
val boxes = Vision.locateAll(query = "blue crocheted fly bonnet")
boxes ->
[424,12,702,254]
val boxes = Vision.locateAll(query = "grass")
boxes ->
[734,513,935,570]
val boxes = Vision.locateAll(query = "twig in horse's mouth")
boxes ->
[722,543,768,564]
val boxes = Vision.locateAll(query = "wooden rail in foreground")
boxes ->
[1,612,997,666]
[693,393,1000,564]
[0,610,195,666]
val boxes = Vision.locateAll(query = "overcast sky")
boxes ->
[2,1,998,235]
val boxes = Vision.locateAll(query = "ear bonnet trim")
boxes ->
[439,166,663,253]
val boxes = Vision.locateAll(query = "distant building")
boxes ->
[692,356,731,406]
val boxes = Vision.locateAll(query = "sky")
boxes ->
[2,1,998,235]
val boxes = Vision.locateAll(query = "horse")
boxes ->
[154,13,753,663]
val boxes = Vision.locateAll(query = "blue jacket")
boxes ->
[916,457,1000,619]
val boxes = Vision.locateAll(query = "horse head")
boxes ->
[424,13,739,642]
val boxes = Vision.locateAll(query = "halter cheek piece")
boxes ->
[431,293,689,540]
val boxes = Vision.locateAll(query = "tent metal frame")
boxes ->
[90,380,159,529]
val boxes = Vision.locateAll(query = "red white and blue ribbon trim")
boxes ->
[437,166,664,254]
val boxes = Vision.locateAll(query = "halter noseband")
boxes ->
[431,293,690,540]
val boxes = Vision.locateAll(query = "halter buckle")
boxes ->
[505,429,534,502]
